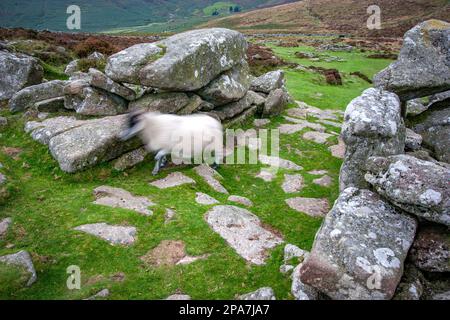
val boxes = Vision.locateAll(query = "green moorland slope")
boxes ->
[0,38,393,299]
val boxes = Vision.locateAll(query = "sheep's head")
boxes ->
[120,110,146,141]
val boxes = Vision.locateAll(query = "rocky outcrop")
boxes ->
[263,88,289,116]
[365,155,449,226]
[340,88,405,191]
[0,50,43,100]
[300,188,417,300]
[374,20,450,100]
[74,223,137,246]
[9,80,67,112]
[250,70,285,94]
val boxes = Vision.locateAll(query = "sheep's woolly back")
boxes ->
[139,112,223,160]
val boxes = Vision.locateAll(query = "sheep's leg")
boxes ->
[152,150,167,176]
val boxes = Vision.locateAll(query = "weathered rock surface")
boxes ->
[166,294,192,300]
[25,116,88,145]
[88,68,136,101]
[406,99,428,117]
[84,289,110,300]
[211,91,256,121]
[150,172,195,189]
[259,155,303,171]
[279,118,325,135]
[285,197,330,217]
[0,217,12,237]
[238,287,276,300]
[74,223,137,245]
[405,128,423,151]
[340,88,405,191]
[9,80,67,112]
[137,28,247,91]
[393,264,425,300]
[263,88,289,116]
[228,195,253,207]
[300,188,417,300]
[254,118,270,127]
[0,50,43,100]
[141,240,208,267]
[197,62,250,106]
[205,205,283,265]
[292,263,319,300]
[113,147,148,171]
[129,92,190,113]
[0,116,7,127]
[0,250,37,286]
[409,224,450,273]
[374,20,450,100]
[303,131,333,144]
[194,164,228,194]
[46,115,141,173]
[250,70,284,94]
[64,80,128,116]
[195,192,219,205]
[93,186,155,216]
[255,169,276,182]
[35,97,65,112]
[281,174,304,193]
[365,155,450,226]
[313,175,333,187]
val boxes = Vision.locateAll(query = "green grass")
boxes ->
[0,38,392,300]
[203,2,237,16]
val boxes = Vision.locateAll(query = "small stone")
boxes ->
[150,172,195,189]
[0,217,12,237]
[0,116,8,127]
[254,119,270,127]
[164,208,177,223]
[141,240,208,267]
[251,70,285,94]
[194,165,228,194]
[285,197,330,217]
[113,147,148,171]
[405,128,423,151]
[328,138,345,159]
[93,186,155,216]
[0,251,37,286]
[74,223,137,246]
[308,170,328,175]
[303,131,333,144]
[195,192,219,205]
[0,173,7,186]
[228,195,253,207]
[259,155,303,171]
[313,175,333,187]
[281,174,304,193]
[166,294,191,300]
[255,169,275,182]
[84,289,110,300]
[238,287,276,300]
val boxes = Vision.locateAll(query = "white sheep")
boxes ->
[120,111,224,175]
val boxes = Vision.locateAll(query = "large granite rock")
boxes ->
[64,80,128,116]
[140,28,247,91]
[197,61,251,106]
[365,155,450,226]
[340,88,405,191]
[88,68,136,101]
[205,205,283,265]
[129,92,190,113]
[9,80,67,112]
[211,91,256,121]
[409,102,450,163]
[374,20,450,100]
[250,70,285,94]
[0,50,43,100]
[300,188,417,300]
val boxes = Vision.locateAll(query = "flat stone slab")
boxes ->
[313,175,333,187]
[164,208,177,223]
[300,188,417,300]
[150,172,195,189]
[194,165,228,194]
[285,197,330,217]
[282,174,304,193]
[308,170,328,175]
[255,169,276,182]
[84,289,110,300]
[228,195,253,207]
[205,205,283,265]
[74,223,137,246]
[166,294,192,300]
[238,287,276,300]
[93,186,155,216]
[329,138,346,159]
[259,155,303,171]
[279,118,326,135]
[254,119,270,127]
[303,131,333,144]
[0,217,12,237]
[141,240,208,267]
[113,147,148,171]
[0,250,37,286]
[195,192,220,205]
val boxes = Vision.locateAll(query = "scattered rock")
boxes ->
[211,91,255,121]
[0,116,7,127]
[319,44,353,52]
[0,217,12,237]
[406,98,428,117]
[409,224,449,273]
[9,80,67,112]
[365,155,450,226]
[0,50,43,100]
[281,174,304,193]
[150,172,195,189]
[253,119,270,127]
[164,208,177,223]
[263,88,288,116]
[141,240,208,267]
[74,223,137,246]
[88,68,136,101]
[113,147,148,171]
[194,164,228,194]
[313,175,333,187]
[259,154,303,171]
[205,205,283,265]
[84,289,110,300]
[195,192,219,205]
[285,197,330,217]
[374,20,450,100]
[0,173,6,185]
[308,170,328,175]
[129,92,190,114]
[228,195,253,207]
[303,131,333,144]
[93,186,155,216]
[0,250,37,286]
[238,287,276,300]
[250,70,284,94]
[340,88,405,191]
[166,294,191,300]
[405,128,423,151]
[300,188,417,300]
[431,291,450,300]
[328,138,346,159]
[255,169,276,182]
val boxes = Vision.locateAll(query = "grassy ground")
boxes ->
[0,39,393,300]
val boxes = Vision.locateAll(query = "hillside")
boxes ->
[203,0,450,37]
[0,0,296,32]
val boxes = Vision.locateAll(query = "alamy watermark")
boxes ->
[367,5,381,30]
[66,5,81,30]
[66,265,81,290]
